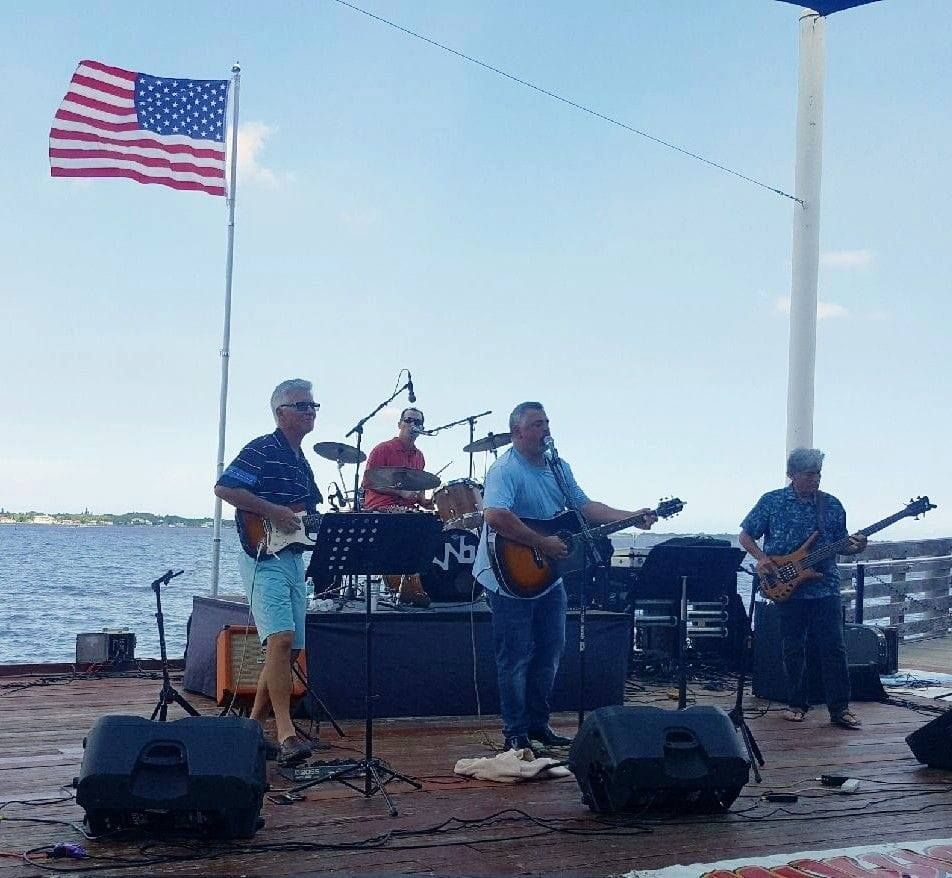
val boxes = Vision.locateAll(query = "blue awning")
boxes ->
[776,0,881,15]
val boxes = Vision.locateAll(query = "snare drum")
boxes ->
[433,478,484,531]
[420,528,483,602]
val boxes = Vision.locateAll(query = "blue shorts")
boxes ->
[238,550,307,649]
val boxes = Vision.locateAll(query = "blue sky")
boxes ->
[3,1,950,539]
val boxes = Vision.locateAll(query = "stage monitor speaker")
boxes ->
[906,711,952,770]
[752,602,890,703]
[568,705,749,813]
[75,715,267,838]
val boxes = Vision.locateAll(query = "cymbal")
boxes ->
[365,467,441,492]
[312,441,366,465]
[463,431,512,454]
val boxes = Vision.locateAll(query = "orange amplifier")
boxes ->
[215,625,308,707]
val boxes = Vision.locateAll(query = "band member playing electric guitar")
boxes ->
[362,406,435,607]
[214,378,322,766]
[739,447,867,730]
[472,401,657,755]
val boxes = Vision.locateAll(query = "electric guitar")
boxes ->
[758,495,936,602]
[236,505,322,558]
[489,498,685,599]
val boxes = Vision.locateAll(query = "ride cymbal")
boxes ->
[312,441,366,465]
[463,432,512,454]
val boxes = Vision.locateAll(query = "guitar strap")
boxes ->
[814,490,829,550]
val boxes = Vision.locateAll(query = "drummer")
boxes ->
[362,407,434,607]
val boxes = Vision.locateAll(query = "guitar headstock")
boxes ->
[655,497,685,519]
[904,495,937,519]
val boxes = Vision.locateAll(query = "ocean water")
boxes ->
[0,524,755,665]
[0,524,246,664]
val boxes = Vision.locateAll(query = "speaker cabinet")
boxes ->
[75,715,268,838]
[752,602,890,703]
[568,705,749,813]
[906,711,952,770]
[215,625,307,707]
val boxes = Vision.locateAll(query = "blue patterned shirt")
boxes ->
[740,486,849,599]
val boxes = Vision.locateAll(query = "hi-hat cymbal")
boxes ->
[312,441,366,465]
[463,431,512,454]
[365,467,441,492]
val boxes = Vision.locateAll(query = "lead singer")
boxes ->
[473,401,657,754]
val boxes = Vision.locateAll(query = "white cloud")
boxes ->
[226,121,287,187]
[774,297,849,320]
[820,249,874,269]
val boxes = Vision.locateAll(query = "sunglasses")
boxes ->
[402,417,424,425]
[279,401,320,412]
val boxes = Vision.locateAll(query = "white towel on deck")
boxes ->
[454,747,572,783]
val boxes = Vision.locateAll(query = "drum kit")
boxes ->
[311,428,514,603]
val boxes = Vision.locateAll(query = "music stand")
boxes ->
[638,542,762,779]
[296,512,443,815]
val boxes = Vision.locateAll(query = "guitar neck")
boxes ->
[588,511,652,541]
[801,508,910,568]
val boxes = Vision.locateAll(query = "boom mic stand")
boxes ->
[344,372,415,515]
[149,569,200,722]
[425,410,492,480]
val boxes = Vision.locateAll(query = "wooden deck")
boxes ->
[1,667,951,878]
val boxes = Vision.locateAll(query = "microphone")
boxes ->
[542,436,559,462]
[334,484,347,508]
[407,371,416,404]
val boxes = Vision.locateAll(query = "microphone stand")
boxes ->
[344,379,414,515]
[149,569,200,721]
[344,380,412,606]
[424,410,492,480]
[546,449,604,731]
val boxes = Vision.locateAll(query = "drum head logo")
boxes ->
[432,532,477,571]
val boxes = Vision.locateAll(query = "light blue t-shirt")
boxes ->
[473,447,589,595]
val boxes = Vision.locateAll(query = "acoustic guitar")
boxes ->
[236,505,322,559]
[758,495,936,602]
[489,498,684,599]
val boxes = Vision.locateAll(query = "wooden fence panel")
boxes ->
[838,539,951,639]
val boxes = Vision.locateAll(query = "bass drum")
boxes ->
[421,528,483,602]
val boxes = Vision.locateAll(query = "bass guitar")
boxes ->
[489,498,684,599]
[758,495,936,602]
[236,505,322,559]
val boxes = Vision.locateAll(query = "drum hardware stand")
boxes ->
[299,513,442,815]
[727,575,765,782]
[149,569,200,722]
[426,410,492,480]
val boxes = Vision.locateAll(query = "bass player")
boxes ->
[739,447,867,730]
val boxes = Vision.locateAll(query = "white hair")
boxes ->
[270,378,312,421]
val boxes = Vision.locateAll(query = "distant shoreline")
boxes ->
[0,514,233,528]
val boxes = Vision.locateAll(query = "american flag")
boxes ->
[50,60,230,197]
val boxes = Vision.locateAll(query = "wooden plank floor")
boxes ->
[901,632,952,674]
[1,668,951,877]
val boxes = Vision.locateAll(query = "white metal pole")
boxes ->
[211,63,241,597]
[786,11,825,457]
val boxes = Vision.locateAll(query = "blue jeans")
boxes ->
[486,584,567,739]
[776,594,850,717]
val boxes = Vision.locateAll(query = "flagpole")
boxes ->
[211,63,241,597]
[786,11,825,457]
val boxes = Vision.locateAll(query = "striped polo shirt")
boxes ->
[217,429,322,548]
